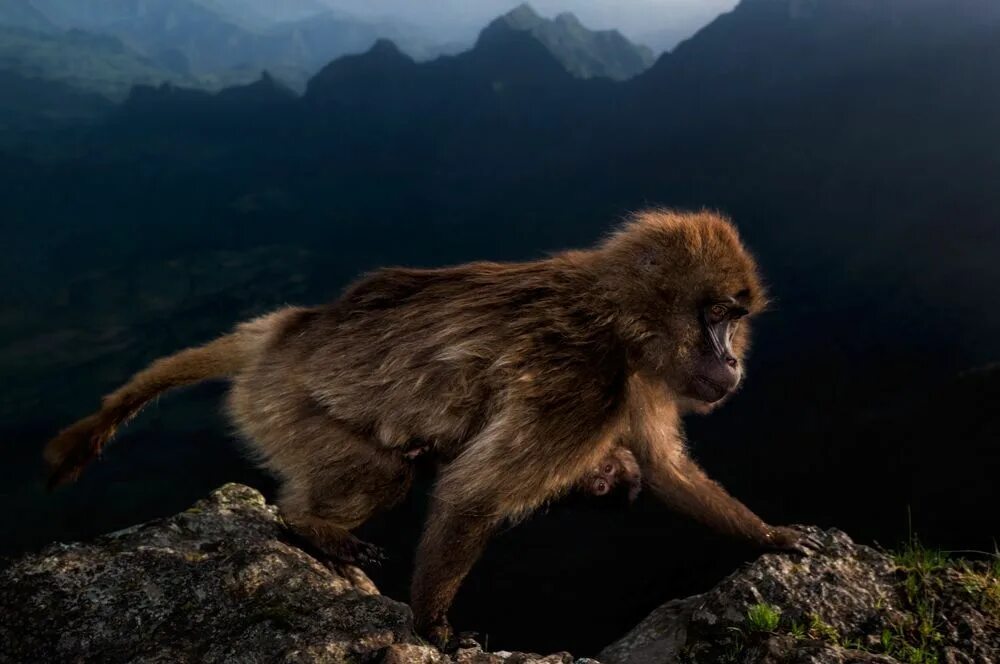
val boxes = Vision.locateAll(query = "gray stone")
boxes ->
[599,527,1000,664]
[4,488,996,664]
[0,484,572,664]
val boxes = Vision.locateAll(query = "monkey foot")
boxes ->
[456,631,483,649]
[333,537,387,567]
[280,529,387,569]
[418,617,454,651]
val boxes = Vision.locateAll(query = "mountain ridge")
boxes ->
[486,3,654,81]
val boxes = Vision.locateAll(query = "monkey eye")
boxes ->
[707,304,728,322]
[595,480,608,494]
[603,464,614,474]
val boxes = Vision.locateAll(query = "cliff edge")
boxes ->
[1,484,996,663]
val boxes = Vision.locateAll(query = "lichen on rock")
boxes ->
[0,484,576,664]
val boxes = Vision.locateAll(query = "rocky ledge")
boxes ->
[1,484,997,663]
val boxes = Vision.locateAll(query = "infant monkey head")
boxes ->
[583,447,641,502]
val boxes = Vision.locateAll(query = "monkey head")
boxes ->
[598,210,768,409]
[585,447,642,501]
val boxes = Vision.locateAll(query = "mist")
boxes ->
[317,0,740,50]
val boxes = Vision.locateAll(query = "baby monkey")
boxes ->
[407,444,642,502]
[580,446,641,501]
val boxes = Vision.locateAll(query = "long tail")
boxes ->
[43,308,303,489]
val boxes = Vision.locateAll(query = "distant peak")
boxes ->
[501,3,543,29]
[481,3,654,81]
[369,38,403,56]
[253,70,295,97]
[554,12,582,27]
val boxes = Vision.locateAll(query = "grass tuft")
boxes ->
[886,530,947,664]
[746,603,781,633]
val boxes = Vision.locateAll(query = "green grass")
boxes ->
[886,533,947,664]
[734,527,995,664]
[746,603,781,633]
[893,536,949,577]
[806,613,840,643]
[955,557,1000,618]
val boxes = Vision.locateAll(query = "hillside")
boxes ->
[0,27,185,101]
[12,0,456,92]
[0,68,111,128]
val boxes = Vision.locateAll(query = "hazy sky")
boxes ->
[320,1,741,51]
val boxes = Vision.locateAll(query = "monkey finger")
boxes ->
[783,533,824,556]
[798,533,825,552]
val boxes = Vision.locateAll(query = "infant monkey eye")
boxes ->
[603,464,614,474]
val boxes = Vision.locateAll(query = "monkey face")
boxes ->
[685,298,749,403]
[585,449,641,501]
[598,210,768,405]
[591,473,612,495]
[637,295,754,406]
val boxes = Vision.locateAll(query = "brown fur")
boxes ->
[44,209,812,646]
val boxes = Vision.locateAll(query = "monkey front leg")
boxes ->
[644,450,820,554]
[410,499,499,648]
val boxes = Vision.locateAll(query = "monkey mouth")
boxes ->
[691,376,727,402]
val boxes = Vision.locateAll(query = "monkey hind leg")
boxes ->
[274,423,414,569]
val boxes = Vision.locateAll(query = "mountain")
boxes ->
[0,27,186,101]
[303,20,588,113]
[0,68,111,129]
[650,0,1000,89]
[22,0,456,93]
[119,71,299,133]
[485,4,654,81]
[304,39,421,110]
[28,0,257,84]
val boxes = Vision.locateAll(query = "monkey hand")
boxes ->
[764,525,824,556]
[338,537,388,567]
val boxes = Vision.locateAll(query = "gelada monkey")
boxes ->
[45,209,819,646]
[581,446,641,501]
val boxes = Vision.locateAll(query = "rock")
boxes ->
[4,489,996,663]
[0,484,579,664]
[599,527,1000,664]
